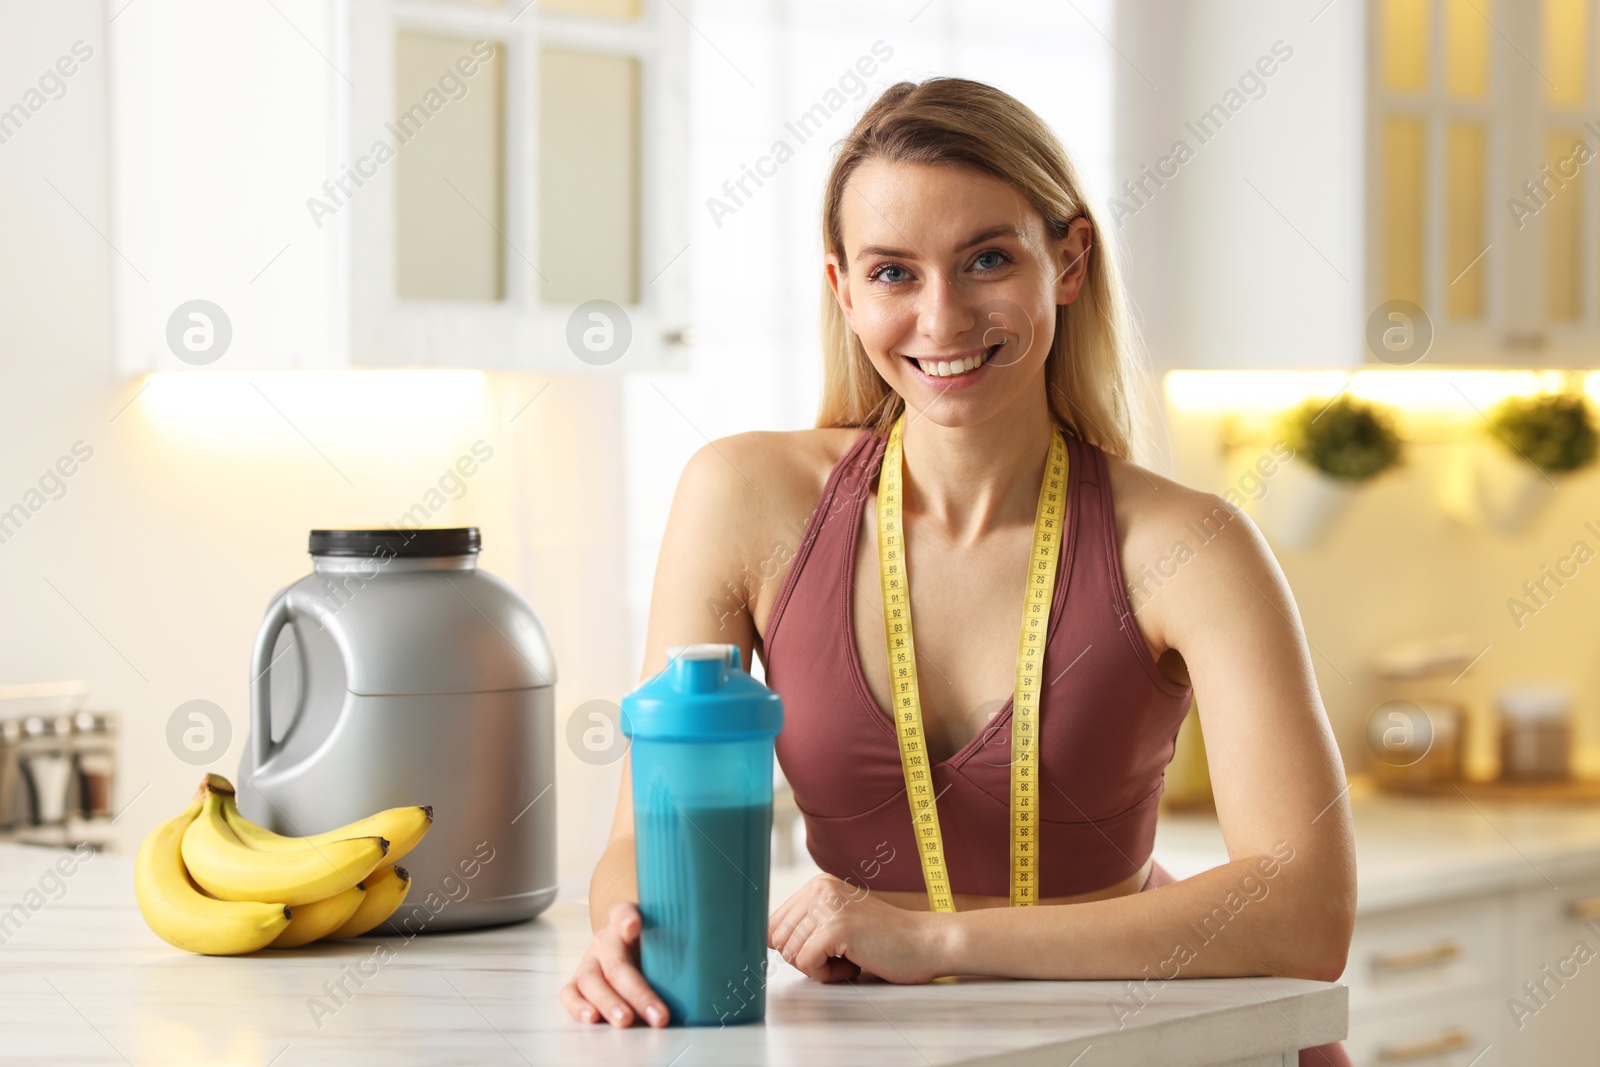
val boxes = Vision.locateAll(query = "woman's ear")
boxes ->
[825,251,854,325]
[1054,217,1094,306]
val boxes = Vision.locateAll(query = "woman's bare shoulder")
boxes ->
[672,427,869,553]
[1101,449,1278,643]
[696,426,869,509]
[674,427,869,636]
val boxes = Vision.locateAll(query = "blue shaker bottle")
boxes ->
[622,643,784,1026]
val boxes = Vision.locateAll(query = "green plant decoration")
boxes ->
[1487,393,1598,474]
[1279,395,1403,481]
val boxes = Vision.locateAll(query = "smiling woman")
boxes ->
[563,77,1355,1064]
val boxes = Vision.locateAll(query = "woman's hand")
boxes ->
[560,901,669,1028]
[768,873,949,984]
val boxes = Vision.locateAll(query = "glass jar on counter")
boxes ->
[17,715,75,826]
[1497,685,1572,781]
[1367,699,1464,787]
[0,719,21,830]
[70,711,117,820]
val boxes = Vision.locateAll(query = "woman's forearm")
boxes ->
[937,847,1353,984]
[587,833,639,932]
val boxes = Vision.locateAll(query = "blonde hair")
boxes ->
[817,77,1152,461]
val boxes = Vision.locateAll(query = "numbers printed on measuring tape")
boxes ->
[876,415,1068,913]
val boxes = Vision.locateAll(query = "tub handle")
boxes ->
[250,593,299,769]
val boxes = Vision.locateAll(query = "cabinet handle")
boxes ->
[1569,896,1600,922]
[1370,939,1464,973]
[1376,1026,1473,1061]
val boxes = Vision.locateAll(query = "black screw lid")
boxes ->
[308,527,481,559]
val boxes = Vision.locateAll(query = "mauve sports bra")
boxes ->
[762,425,1196,898]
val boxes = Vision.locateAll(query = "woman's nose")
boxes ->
[917,269,978,347]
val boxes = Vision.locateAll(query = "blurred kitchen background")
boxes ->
[5,0,1600,1061]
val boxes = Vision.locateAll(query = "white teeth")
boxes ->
[915,348,992,378]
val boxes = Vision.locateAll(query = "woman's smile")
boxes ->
[900,340,1004,386]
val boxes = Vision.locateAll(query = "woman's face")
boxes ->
[825,159,1093,428]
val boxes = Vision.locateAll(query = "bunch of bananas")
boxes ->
[135,773,432,955]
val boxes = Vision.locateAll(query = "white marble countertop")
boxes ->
[0,843,1344,1066]
[1155,785,1600,914]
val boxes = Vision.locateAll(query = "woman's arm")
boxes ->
[563,439,768,1027]
[775,488,1357,984]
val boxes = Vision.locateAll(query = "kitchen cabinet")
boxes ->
[1366,0,1600,364]
[1344,894,1505,1064]
[1344,872,1600,1066]
[1342,998,1505,1066]
[108,0,689,374]
[1156,794,1600,1067]
[1501,871,1600,1063]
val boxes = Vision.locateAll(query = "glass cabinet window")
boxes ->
[1543,0,1589,107]
[1381,117,1428,306]
[394,34,507,302]
[538,49,641,306]
[1381,0,1431,92]
[1544,130,1585,319]
[1444,0,1491,98]
[1444,122,1487,319]
[1376,1,1495,318]
[539,0,643,17]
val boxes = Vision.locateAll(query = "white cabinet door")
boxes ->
[1501,871,1600,1066]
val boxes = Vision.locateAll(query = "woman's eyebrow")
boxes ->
[854,224,1022,262]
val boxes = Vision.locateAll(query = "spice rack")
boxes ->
[0,682,119,851]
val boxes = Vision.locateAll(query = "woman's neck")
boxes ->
[897,389,1055,545]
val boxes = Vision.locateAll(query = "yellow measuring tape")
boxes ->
[876,413,1068,911]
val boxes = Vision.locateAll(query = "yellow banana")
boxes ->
[134,795,291,955]
[269,882,366,949]
[325,864,412,940]
[220,786,432,864]
[181,783,388,906]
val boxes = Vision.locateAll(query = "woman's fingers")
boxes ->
[795,932,860,983]
[771,874,844,948]
[778,904,820,965]
[560,902,669,1029]
[601,934,672,1023]
[590,901,668,1027]
[602,952,670,1027]
[559,977,602,1024]
[609,899,643,942]
[768,895,804,947]
[575,958,636,1027]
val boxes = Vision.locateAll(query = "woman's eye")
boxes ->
[869,264,911,284]
[973,249,1011,272]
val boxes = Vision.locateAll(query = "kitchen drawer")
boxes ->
[1346,998,1502,1066]
[1501,871,1600,1067]
[1344,895,1501,1013]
